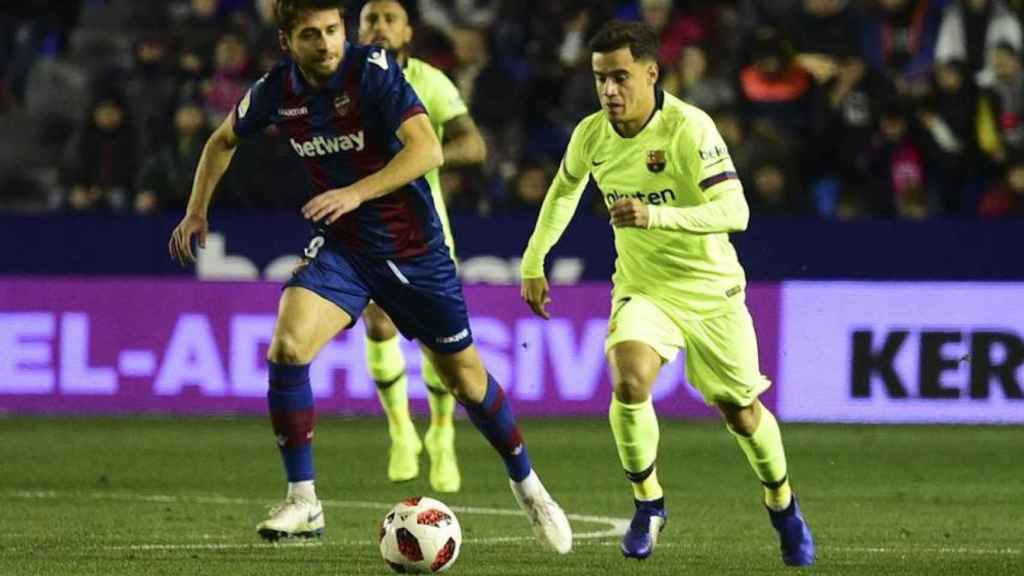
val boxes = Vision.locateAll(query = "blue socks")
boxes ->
[267,361,315,482]
[462,374,533,482]
[269,366,529,484]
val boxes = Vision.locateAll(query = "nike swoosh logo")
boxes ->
[704,158,728,169]
[592,159,606,166]
[308,509,323,523]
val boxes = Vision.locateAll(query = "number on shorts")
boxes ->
[304,235,325,259]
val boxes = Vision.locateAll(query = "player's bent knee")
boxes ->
[717,400,760,436]
[364,315,398,341]
[613,371,653,404]
[363,304,398,341]
[608,341,661,403]
[267,332,313,365]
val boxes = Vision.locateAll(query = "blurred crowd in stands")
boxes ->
[1,0,1023,219]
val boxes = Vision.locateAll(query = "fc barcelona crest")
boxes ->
[334,93,351,117]
[646,150,666,173]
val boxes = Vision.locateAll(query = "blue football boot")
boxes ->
[621,498,667,560]
[767,495,815,566]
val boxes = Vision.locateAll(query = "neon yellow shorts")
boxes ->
[604,294,771,407]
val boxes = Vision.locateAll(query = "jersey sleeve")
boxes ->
[232,74,275,139]
[428,68,469,125]
[363,48,427,134]
[520,119,593,278]
[646,112,749,233]
[687,112,742,199]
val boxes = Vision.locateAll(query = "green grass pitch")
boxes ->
[1,417,1020,575]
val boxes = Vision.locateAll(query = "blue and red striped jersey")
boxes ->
[233,42,441,259]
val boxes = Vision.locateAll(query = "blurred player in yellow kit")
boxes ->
[520,20,815,565]
[358,0,486,493]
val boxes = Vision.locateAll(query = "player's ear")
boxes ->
[278,30,290,55]
[648,62,659,86]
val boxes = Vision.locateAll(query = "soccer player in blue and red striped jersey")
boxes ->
[169,0,571,553]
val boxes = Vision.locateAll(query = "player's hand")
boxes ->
[302,186,363,225]
[610,198,650,228]
[521,276,551,319]
[168,212,208,266]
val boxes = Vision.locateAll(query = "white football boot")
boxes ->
[510,470,573,554]
[257,496,325,541]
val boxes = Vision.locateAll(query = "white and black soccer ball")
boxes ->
[379,497,462,573]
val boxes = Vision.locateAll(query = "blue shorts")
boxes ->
[285,242,473,354]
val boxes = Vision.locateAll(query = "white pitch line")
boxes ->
[9,492,1020,557]
[7,490,628,547]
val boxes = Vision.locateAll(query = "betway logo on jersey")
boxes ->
[290,132,365,157]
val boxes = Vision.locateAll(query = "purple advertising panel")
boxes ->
[778,282,1024,423]
[0,279,780,417]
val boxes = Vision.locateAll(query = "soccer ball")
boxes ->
[379,497,462,573]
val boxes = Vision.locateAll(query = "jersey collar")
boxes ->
[611,88,665,139]
[288,41,352,96]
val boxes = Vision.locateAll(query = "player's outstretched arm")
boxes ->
[169,113,240,265]
[302,113,442,224]
[520,121,593,290]
[441,114,486,166]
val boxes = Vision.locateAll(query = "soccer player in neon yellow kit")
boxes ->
[358,0,487,493]
[521,20,815,565]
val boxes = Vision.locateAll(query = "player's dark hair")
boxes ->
[588,19,659,62]
[275,0,345,35]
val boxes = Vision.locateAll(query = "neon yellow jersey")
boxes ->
[404,57,468,252]
[522,90,750,318]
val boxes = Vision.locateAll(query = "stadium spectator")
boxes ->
[662,43,736,112]
[116,33,179,157]
[170,0,225,67]
[977,41,1024,149]
[202,32,252,125]
[418,0,501,32]
[627,0,709,69]
[919,58,978,213]
[737,27,813,140]
[866,98,932,217]
[747,147,803,215]
[787,0,865,111]
[936,0,1023,78]
[862,0,949,97]
[505,161,555,214]
[978,147,1024,215]
[63,91,138,212]
[135,96,211,214]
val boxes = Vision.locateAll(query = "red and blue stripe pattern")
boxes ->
[268,361,315,482]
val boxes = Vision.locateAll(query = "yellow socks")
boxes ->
[366,335,412,437]
[729,406,792,510]
[421,353,455,428]
[609,395,664,501]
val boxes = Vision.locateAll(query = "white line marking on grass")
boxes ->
[11,492,1019,557]
[9,490,628,548]
[828,546,1021,556]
